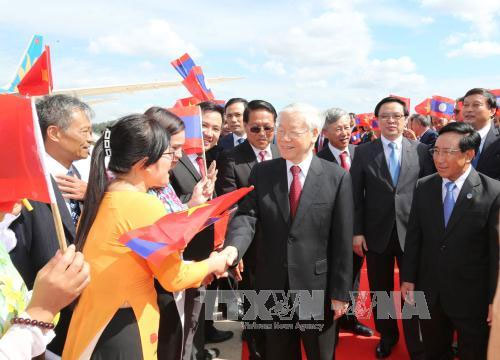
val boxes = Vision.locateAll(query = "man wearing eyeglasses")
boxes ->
[461,88,500,180]
[401,122,500,359]
[350,96,434,359]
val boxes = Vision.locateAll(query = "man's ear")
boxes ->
[465,149,475,163]
[46,125,61,142]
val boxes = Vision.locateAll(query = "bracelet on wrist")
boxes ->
[11,316,55,329]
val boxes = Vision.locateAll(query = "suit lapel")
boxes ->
[291,156,323,227]
[348,144,356,161]
[179,154,202,182]
[397,138,416,190]
[371,139,394,190]
[428,175,446,237]
[50,177,76,241]
[477,126,499,168]
[240,141,257,172]
[271,159,290,224]
[444,169,481,236]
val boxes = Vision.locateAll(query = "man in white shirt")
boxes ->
[218,98,248,150]
[461,88,500,180]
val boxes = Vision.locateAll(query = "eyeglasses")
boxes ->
[162,151,176,160]
[379,114,405,121]
[276,128,309,139]
[429,148,462,157]
[249,126,274,133]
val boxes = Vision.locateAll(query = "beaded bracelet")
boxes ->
[10,317,55,329]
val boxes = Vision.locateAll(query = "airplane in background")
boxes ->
[1,35,240,98]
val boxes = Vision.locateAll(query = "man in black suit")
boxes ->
[401,122,500,359]
[462,88,500,180]
[218,97,248,150]
[216,99,280,359]
[350,96,434,359]
[408,114,438,146]
[169,101,232,360]
[317,107,373,339]
[9,94,93,355]
[221,103,354,360]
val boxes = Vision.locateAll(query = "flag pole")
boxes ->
[50,203,68,251]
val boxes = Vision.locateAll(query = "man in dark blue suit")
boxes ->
[408,114,438,146]
[218,98,248,150]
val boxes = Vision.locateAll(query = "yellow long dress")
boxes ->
[62,191,209,359]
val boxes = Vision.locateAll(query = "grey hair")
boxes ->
[36,94,94,140]
[323,107,349,129]
[408,113,430,127]
[277,103,322,132]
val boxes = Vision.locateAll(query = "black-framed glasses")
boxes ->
[249,126,274,133]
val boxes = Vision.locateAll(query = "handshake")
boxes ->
[202,246,239,286]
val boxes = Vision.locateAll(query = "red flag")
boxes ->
[355,113,374,128]
[0,94,54,211]
[17,46,53,96]
[173,96,201,108]
[490,89,500,117]
[119,187,253,265]
[213,208,236,249]
[415,98,431,115]
[390,94,410,110]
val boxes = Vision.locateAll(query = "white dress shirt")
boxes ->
[44,153,81,215]
[441,165,472,203]
[476,121,492,154]
[233,133,247,147]
[328,143,351,167]
[286,151,313,191]
[380,135,403,167]
[250,144,272,162]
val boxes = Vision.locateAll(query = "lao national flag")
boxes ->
[415,98,431,115]
[119,187,253,265]
[390,94,410,110]
[430,96,455,119]
[182,67,215,101]
[17,46,53,96]
[168,106,203,155]
[370,118,380,130]
[355,113,373,127]
[171,53,196,79]
[0,94,55,211]
[350,131,362,145]
[491,89,500,116]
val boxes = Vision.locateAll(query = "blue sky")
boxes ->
[0,0,499,123]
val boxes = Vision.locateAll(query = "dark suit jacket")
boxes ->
[419,128,438,146]
[225,156,354,305]
[314,136,329,153]
[9,177,75,355]
[316,144,356,165]
[476,125,500,180]
[169,153,215,261]
[401,169,500,318]
[218,133,236,150]
[215,140,280,195]
[350,138,435,253]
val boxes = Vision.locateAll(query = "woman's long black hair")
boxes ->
[75,114,170,250]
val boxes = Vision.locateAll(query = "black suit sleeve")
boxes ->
[329,171,354,302]
[400,180,423,284]
[418,143,436,177]
[224,165,258,263]
[215,150,237,195]
[488,192,500,303]
[350,148,365,236]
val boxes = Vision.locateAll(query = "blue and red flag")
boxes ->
[415,98,431,116]
[490,89,500,117]
[17,46,53,96]
[350,130,362,145]
[355,113,373,128]
[430,95,455,119]
[171,53,196,79]
[119,187,253,265]
[182,66,214,101]
[370,118,380,131]
[168,106,203,155]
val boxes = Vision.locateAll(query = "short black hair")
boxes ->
[224,98,248,113]
[199,101,224,118]
[374,96,409,117]
[463,88,497,110]
[438,122,481,155]
[144,107,185,135]
[243,99,277,123]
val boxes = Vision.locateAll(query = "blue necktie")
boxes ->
[443,182,456,227]
[237,138,244,145]
[67,167,81,226]
[388,142,400,186]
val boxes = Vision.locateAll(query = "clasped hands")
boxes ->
[202,246,238,286]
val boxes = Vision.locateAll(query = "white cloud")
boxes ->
[447,41,500,58]
[88,19,200,58]
[263,60,286,75]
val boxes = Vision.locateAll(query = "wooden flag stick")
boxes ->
[50,203,67,251]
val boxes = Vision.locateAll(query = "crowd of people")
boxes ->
[0,87,499,360]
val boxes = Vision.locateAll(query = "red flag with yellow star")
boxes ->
[119,187,252,265]
[17,46,53,96]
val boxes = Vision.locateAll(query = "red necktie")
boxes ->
[318,135,324,152]
[339,151,350,171]
[196,156,206,178]
[289,165,302,219]
[259,151,267,162]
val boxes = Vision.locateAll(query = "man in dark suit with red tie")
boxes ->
[221,103,354,360]
[401,122,500,359]
[350,97,435,359]
[317,107,373,338]
[462,88,500,180]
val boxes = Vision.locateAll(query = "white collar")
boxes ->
[381,134,403,148]
[44,152,71,177]
[249,143,271,157]
[442,165,472,190]
[476,121,492,140]
[327,142,349,157]
[285,151,313,176]
[233,133,247,141]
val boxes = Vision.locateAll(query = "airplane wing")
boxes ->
[50,77,243,97]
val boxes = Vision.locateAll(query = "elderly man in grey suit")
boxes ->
[221,103,354,360]
[350,96,435,359]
